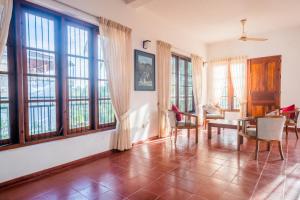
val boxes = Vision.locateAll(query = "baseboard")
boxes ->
[0,150,113,191]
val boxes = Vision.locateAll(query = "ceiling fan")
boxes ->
[239,19,268,42]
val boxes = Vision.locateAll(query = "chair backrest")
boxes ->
[257,116,286,141]
[168,110,177,128]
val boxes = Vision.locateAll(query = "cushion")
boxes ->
[282,104,295,119]
[203,104,220,114]
[172,104,182,121]
[246,127,257,137]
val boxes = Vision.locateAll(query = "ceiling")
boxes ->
[136,0,300,43]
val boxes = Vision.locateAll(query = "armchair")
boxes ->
[238,116,286,160]
[202,104,225,129]
[168,110,199,144]
[281,109,299,139]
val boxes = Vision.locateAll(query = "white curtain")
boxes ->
[191,54,203,122]
[208,59,229,107]
[157,40,171,138]
[0,0,13,58]
[99,17,132,151]
[230,57,247,117]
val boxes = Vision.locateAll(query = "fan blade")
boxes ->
[245,37,268,41]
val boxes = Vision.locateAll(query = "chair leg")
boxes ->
[278,141,284,160]
[295,126,299,139]
[255,140,260,160]
[175,128,178,144]
[286,125,288,139]
[188,128,190,138]
[170,128,173,139]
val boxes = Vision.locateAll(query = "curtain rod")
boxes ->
[52,0,99,19]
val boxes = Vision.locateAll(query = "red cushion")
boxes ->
[172,104,182,121]
[281,104,295,118]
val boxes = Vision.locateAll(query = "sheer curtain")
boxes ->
[0,0,13,58]
[157,40,171,138]
[191,54,203,121]
[99,17,132,151]
[230,57,247,117]
[208,59,229,108]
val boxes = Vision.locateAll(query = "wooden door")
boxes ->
[247,55,281,117]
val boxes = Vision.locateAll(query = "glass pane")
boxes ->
[188,87,193,96]
[98,80,109,98]
[179,59,185,75]
[188,62,192,74]
[0,47,8,72]
[28,76,56,100]
[0,74,9,101]
[179,86,185,97]
[0,103,9,140]
[68,79,89,99]
[29,102,56,135]
[98,35,104,60]
[68,56,89,78]
[69,101,90,129]
[170,98,176,106]
[187,98,193,112]
[25,12,55,51]
[98,61,107,80]
[67,26,89,57]
[98,100,114,124]
[27,50,55,75]
[179,97,185,111]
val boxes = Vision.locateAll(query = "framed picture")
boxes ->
[134,50,155,91]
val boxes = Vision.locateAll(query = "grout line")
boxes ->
[249,148,272,200]
[282,140,288,200]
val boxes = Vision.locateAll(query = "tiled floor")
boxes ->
[1,129,300,200]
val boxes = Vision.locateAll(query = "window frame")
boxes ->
[0,0,116,150]
[171,53,195,113]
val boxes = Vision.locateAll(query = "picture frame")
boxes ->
[134,50,155,91]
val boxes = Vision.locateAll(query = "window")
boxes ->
[0,47,10,144]
[23,11,58,140]
[171,55,194,112]
[0,1,116,148]
[211,60,246,110]
[97,36,115,128]
[67,25,90,133]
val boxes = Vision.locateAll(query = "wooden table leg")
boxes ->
[217,127,221,134]
[237,134,241,151]
[196,127,199,143]
[240,135,244,144]
[208,125,212,139]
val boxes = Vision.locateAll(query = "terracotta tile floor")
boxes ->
[1,129,300,200]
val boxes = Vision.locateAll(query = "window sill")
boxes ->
[0,126,116,152]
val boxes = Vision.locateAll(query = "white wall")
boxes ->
[0,0,207,183]
[207,26,300,107]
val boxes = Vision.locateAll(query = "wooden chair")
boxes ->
[168,110,199,144]
[281,109,299,139]
[202,105,225,129]
[266,108,299,139]
[238,116,286,160]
